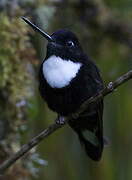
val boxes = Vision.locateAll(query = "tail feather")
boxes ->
[69,100,104,161]
[78,130,103,161]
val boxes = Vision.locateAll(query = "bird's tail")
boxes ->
[77,129,103,161]
[69,100,104,161]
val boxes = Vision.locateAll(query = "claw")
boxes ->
[56,116,66,125]
[108,82,114,91]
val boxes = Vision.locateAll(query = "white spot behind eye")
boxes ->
[43,55,82,88]
[67,41,74,47]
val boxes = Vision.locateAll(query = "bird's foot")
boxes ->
[56,116,66,125]
[108,82,114,91]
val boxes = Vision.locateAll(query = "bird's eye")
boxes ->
[67,41,75,47]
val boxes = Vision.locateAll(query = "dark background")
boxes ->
[0,0,132,179]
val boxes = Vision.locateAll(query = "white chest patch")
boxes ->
[43,55,82,88]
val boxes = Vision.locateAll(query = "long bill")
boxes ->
[21,17,53,42]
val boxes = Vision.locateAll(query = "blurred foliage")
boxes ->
[0,0,132,180]
[0,12,38,179]
[0,14,33,96]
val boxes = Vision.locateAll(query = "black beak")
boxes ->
[21,17,53,42]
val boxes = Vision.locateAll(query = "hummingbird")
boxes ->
[22,17,104,161]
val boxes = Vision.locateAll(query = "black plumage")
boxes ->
[21,17,104,161]
[39,30,104,161]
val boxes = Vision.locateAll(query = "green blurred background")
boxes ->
[0,0,132,179]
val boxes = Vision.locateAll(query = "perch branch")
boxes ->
[0,70,131,174]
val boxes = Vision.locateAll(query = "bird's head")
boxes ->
[22,17,84,63]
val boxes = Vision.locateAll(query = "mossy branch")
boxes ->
[0,70,131,174]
